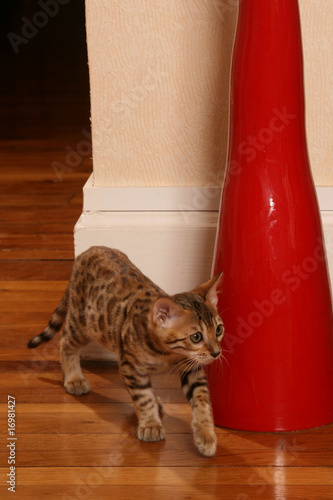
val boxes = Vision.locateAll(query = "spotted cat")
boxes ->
[28,246,224,456]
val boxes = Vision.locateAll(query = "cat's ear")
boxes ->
[153,297,185,328]
[192,272,223,309]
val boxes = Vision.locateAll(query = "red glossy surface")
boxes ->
[206,0,333,431]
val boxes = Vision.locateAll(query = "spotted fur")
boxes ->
[28,246,224,457]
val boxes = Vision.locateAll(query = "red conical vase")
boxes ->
[206,0,333,431]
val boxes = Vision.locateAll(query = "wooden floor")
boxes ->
[1,2,333,499]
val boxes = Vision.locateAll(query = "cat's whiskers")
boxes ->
[183,357,201,375]
[179,361,198,380]
[168,356,199,379]
[168,357,193,377]
[166,358,188,380]
[221,352,230,367]
[218,357,225,377]
[215,352,228,377]
[165,358,187,383]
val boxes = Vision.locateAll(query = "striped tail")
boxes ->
[27,288,69,348]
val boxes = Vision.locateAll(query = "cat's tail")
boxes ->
[27,288,69,348]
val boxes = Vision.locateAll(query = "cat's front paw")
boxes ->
[138,424,165,442]
[193,424,217,457]
[64,378,90,395]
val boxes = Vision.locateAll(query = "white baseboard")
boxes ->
[74,210,218,294]
[82,173,221,212]
[74,175,333,360]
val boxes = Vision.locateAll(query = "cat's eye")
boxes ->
[190,332,203,344]
[216,324,224,336]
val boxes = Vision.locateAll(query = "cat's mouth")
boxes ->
[195,353,221,365]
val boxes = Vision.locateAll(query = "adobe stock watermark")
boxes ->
[223,237,328,354]
[7,0,71,54]
[224,106,297,188]
[236,438,306,499]
[177,106,297,221]
[109,62,169,117]
[178,182,221,224]
[60,438,139,500]
[18,338,59,387]
[52,129,92,182]
[212,0,241,21]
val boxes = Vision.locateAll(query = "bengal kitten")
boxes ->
[28,246,224,457]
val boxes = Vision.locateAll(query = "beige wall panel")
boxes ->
[299,0,333,186]
[86,0,236,187]
[86,0,333,187]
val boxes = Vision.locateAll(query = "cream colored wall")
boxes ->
[85,0,235,187]
[300,0,333,186]
[85,0,333,188]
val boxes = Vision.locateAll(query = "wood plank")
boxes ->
[2,485,333,500]
[2,324,56,343]
[0,223,76,235]
[0,261,73,280]
[0,349,59,361]
[0,301,66,313]
[0,361,181,387]
[0,168,90,182]
[0,433,289,468]
[0,362,180,383]
[282,425,333,466]
[0,180,88,196]
[11,434,333,468]
[0,281,68,291]
[3,466,333,486]
[0,402,192,434]
[0,205,82,223]
[0,193,79,207]
[0,234,75,250]
[0,374,186,404]
[0,250,74,260]
[0,312,55,326]
[0,289,65,301]
[0,360,112,373]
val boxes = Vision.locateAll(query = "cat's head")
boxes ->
[152,273,224,366]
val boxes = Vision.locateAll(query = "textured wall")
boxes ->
[300,0,333,185]
[86,0,333,187]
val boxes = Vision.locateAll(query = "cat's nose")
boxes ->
[211,351,221,359]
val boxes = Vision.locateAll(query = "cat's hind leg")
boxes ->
[60,325,90,395]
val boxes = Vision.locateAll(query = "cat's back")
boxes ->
[72,246,160,293]
[75,246,134,273]
[69,247,163,346]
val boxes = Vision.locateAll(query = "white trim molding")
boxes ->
[82,174,221,213]
[316,187,333,211]
[322,211,333,287]
[83,175,333,213]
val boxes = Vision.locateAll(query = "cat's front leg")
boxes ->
[181,368,217,457]
[120,358,165,442]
